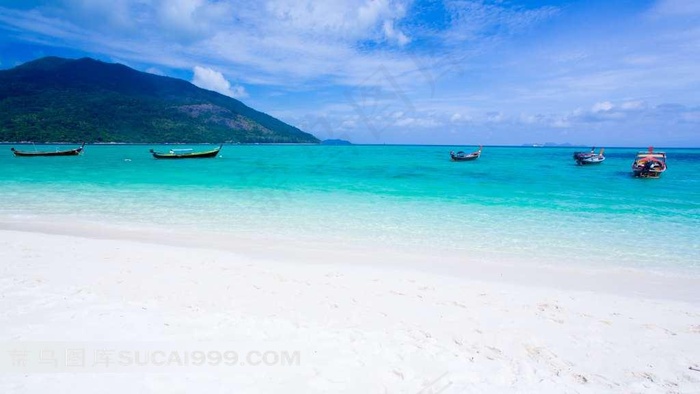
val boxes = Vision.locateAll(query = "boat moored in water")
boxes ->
[450,146,482,161]
[632,147,667,178]
[11,143,85,157]
[573,147,605,165]
[149,144,223,159]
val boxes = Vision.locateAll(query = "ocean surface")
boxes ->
[1,144,699,274]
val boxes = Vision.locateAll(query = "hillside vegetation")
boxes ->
[0,57,318,143]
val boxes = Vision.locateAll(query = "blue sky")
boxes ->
[0,0,698,146]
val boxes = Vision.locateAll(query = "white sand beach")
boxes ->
[1,223,699,393]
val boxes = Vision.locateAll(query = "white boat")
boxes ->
[573,147,605,165]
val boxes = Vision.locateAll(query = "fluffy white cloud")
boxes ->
[0,0,559,91]
[262,0,408,41]
[2,0,699,145]
[192,66,247,98]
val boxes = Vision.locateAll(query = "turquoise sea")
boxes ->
[1,144,699,274]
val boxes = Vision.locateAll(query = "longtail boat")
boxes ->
[11,143,85,157]
[150,144,223,159]
[573,147,605,165]
[632,147,667,178]
[450,146,482,161]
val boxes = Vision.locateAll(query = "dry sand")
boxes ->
[1,225,699,393]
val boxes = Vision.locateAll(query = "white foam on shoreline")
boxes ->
[1,217,698,302]
[2,182,698,275]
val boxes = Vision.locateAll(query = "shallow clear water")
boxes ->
[1,144,698,273]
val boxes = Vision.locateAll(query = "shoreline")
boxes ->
[0,225,699,392]
[1,218,699,303]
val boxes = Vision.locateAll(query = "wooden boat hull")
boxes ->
[632,162,666,178]
[573,148,605,165]
[11,143,85,157]
[575,156,605,165]
[632,168,663,178]
[450,146,482,161]
[150,145,222,159]
[450,153,479,161]
[632,148,666,178]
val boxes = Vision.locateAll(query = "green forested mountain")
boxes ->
[0,57,318,143]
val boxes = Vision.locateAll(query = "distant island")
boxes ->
[0,57,319,144]
[321,139,352,145]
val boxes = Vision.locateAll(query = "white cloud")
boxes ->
[551,118,571,128]
[620,100,647,110]
[154,0,232,42]
[263,0,407,41]
[0,0,554,91]
[2,0,699,145]
[358,0,391,25]
[394,115,440,128]
[192,66,248,98]
[443,0,559,41]
[591,101,614,112]
[61,0,136,31]
[231,85,248,98]
[382,20,410,46]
